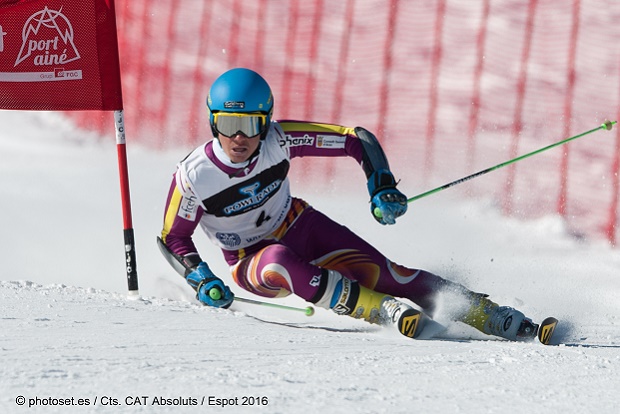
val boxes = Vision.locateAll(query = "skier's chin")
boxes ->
[228,148,250,163]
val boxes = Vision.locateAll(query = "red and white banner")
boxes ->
[0,0,122,110]
[0,0,137,294]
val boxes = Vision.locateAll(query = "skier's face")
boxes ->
[219,133,261,163]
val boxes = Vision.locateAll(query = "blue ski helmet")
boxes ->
[207,68,274,139]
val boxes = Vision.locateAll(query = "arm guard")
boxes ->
[157,236,202,277]
[354,126,391,179]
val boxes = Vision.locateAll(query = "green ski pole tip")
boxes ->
[305,306,315,316]
[209,288,221,300]
[602,120,614,131]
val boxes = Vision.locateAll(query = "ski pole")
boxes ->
[374,120,616,218]
[157,237,315,316]
[207,286,315,316]
[234,296,315,316]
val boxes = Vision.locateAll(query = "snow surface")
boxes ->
[1,111,620,414]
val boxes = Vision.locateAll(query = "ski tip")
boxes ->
[398,308,424,338]
[538,317,559,345]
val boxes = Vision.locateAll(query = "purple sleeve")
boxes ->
[276,120,364,164]
[160,174,203,257]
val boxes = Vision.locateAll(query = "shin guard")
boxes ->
[311,270,424,338]
[329,277,391,324]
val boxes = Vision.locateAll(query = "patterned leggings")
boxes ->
[230,205,461,313]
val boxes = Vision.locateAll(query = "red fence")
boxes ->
[66,0,620,245]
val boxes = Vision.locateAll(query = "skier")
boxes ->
[159,67,539,341]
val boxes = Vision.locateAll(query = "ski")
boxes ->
[393,308,448,340]
[396,312,559,344]
[397,308,425,338]
[537,317,559,345]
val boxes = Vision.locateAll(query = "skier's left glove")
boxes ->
[186,262,234,308]
[367,169,408,225]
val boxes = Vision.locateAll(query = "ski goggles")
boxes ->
[212,112,268,138]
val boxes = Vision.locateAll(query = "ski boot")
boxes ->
[460,294,537,341]
[378,297,425,338]
[328,276,424,338]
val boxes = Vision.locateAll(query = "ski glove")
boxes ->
[367,169,408,225]
[186,262,234,308]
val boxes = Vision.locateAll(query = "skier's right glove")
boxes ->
[185,262,234,308]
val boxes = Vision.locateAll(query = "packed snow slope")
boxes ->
[1,111,619,414]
